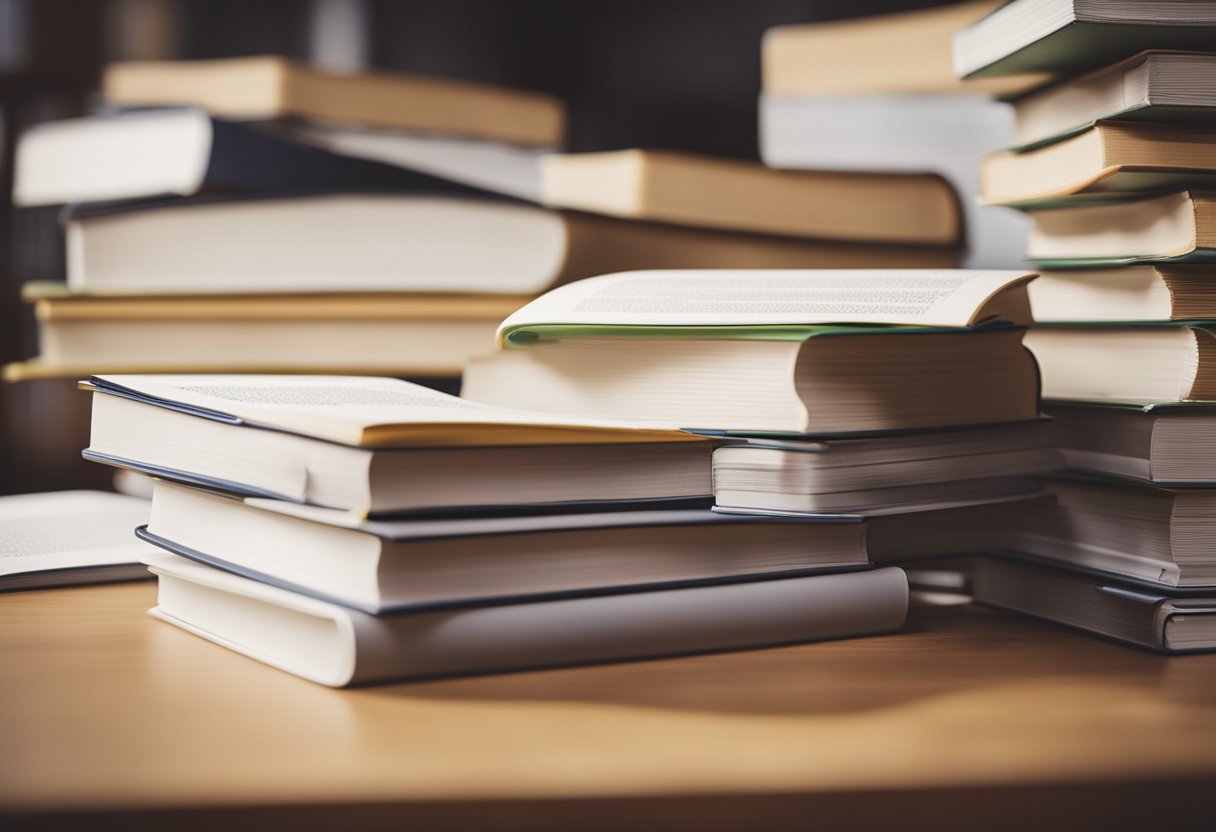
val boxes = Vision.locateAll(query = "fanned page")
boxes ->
[89,374,702,448]
[497,270,1035,344]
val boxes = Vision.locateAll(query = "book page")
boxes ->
[0,490,155,577]
[497,270,1036,343]
[91,375,702,447]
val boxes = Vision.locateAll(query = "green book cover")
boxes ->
[1028,249,1216,269]
[502,322,1015,347]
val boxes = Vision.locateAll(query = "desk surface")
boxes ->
[3,581,1216,831]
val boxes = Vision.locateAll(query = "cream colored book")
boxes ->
[539,149,962,246]
[762,1,1047,96]
[981,123,1216,206]
[1028,265,1216,322]
[103,55,564,147]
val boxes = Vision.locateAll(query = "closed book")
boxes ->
[463,269,1040,435]
[145,551,910,686]
[1027,264,1216,322]
[953,0,1216,79]
[973,556,1216,653]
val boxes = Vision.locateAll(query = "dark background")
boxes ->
[0,0,961,494]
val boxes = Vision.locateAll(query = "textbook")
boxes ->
[0,490,155,590]
[981,123,1216,207]
[463,270,1040,434]
[953,0,1216,80]
[712,421,1060,514]
[62,193,957,297]
[12,109,480,207]
[140,480,870,613]
[1045,402,1216,483]
[85,381,711,516]
[538,149,963,247]
[1026,325,1216,403]
[1025,191,1216,266]
[1011,476,1216,587]
[102,55,565,147]
[144,552,910,687]
[82,374,705,449]
[1009,51,1216,150]
[1027,265,1216,322]
[762,0,1047,97]
[973,556,1216,653]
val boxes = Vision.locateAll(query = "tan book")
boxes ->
[981,123,1216,206]
[762,0,1048,97]
[1028,265,1216,322]
[103,55,564,147]
[1026,191,1216,266]
[539,149,962,246]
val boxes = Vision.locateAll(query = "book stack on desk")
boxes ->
[82,373,913,686]
[462,268,1058,573]
[954,0,1216,652]
[8,56,967,383]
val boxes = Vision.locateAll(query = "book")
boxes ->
[1025,191,1216,267]
[538,149,963,247]
[1011,476,1216,587]
[462,270,1040,434]
[62,193,960,297]
[973,556,1216,653]
[1009,51,1216,150]
[102,55,565,147]
[84,381,711,516]
[12,109,482,207]
[953,0,1216,80]
[26,290,523,377]
[1044,402,1216,483]
[144,551,910,686]
[980,123,1216,207]
[712,421,1060,514]
[758,93,1029,269]
[139,480,871,613]
[762,0,1048,97]
[0,490,155,590]
[1025,324,1216,403]
[1027,264,1216,322]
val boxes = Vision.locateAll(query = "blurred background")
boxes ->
[0,0,959,495]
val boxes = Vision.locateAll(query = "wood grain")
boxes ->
[2,581,1215,830]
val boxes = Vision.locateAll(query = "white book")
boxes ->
[0,490,155,590]
[145,552,909,687]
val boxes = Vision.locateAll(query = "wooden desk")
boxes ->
[3,582,1215,831]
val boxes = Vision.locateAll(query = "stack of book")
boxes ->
[8,56,967,382]
[955,0,1216,652]
[759,0,1047,268]
[463,268,1059,576]
[81,373,910,686]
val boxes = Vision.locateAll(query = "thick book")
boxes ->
[1010,51,1216,150]
[981,123,1216,207]
[84,379,711,516]
[28,290,523,377]
[953,0,1216,79]
[62,193,958,297]
[12,109,485,207]
[973,556,1216,653]
[0,490,155,590]
[140,480,871,613]
[1025,191,1216,267]
[464,270,1039,435]
[1010,476,1216,587]
[758,93,1027,270]
[1044,402,1216,483]
[144,552,909,687]
[1027,264,1216,322]
[712,421,1060,513]
[538,149,963,247]
[102,55,565,147]
[762,0,1048,97]
[1026,324,1216,403]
